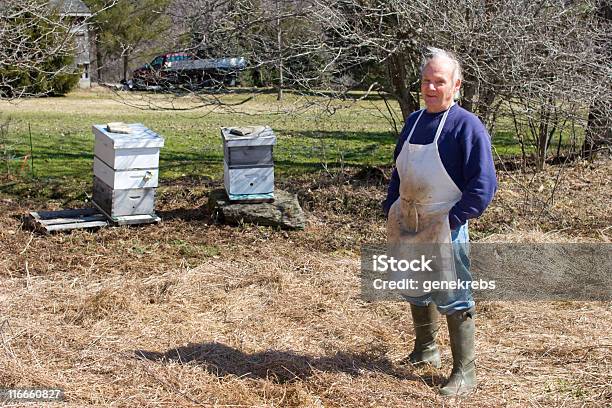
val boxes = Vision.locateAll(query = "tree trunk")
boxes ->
[535,102,553,171]
[253,69,262,87]
[276,3,283,101]
[95,36,103,82]
[582,104,612,159]
[460,78,476,113]
[476,89,497,129]
[582,0,611,159]
[461,73,496,128]
[122,53,129,83]
[387,53,420,121]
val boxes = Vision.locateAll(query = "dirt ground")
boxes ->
[0,159,610,407]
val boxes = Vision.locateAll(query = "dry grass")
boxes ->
[478,158,612,241]
[0,160,610,407]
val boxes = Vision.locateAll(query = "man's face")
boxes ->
[420,57,461,113]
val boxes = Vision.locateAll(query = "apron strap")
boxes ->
[405,109,425,143]
[433,102,455,144]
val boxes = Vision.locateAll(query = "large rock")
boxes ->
[208,189,305,230]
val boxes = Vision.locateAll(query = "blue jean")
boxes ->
[403,222,475,315]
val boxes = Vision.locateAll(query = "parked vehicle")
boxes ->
[132,52,247,88]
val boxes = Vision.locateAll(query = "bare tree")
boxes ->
[0,0,82,98]
[309,0,610,168]
[109,0,610,169]
[182,0,323,95]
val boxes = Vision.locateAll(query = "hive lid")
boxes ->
[93,123,165,149]
[221,126,276,147]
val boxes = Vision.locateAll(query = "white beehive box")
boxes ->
[223,161,274,195]
[93,157,159,189]
[93,123,164,170]
[92,123,164,219]
[221,126,276,198]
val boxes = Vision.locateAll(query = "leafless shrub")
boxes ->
[162,1,610,164]
[310,1,610,163]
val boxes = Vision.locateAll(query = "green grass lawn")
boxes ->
[0,90,399,183]
[0,89,583,193]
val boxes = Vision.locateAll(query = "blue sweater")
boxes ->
[383,104,497,229]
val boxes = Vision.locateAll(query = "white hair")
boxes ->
[420,47,463,83]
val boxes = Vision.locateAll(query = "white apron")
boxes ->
[386,104,462,297]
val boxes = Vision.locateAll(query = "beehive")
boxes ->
[92,123,164,218]
[221,126,276,200]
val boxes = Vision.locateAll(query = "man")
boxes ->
[383,48,497,396]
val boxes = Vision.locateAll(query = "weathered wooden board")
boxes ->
[91,201,160,226]
[25,205,161,233]
[26,208,109,233]
[112,214,161,226]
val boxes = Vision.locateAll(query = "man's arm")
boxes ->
[449,130,497,229]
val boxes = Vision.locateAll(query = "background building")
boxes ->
[51,0,92,88]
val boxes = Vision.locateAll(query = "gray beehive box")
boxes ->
[221,126,276,201]
[92,123,164,218]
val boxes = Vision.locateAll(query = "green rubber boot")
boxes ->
[439,308,477,396]
[407,303,441,368]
